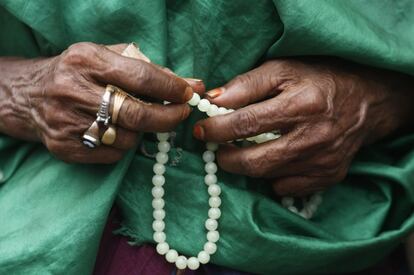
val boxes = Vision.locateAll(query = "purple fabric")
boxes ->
[93,209,173,275]
[93,209,252,275]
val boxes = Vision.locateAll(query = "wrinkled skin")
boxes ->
[0,43,412,196]
[194,59,414,196]
[0,42,204,163]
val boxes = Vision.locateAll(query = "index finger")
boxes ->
[91,45,193,103]
[193,96,299,143]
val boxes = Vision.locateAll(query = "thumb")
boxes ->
[205,61,287,109]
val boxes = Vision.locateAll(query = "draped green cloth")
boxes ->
[0,1,413,274]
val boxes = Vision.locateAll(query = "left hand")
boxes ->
[193,59,413,196]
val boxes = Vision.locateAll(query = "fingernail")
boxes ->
[185,79,206,95]
[184,86,194,101]
[206,88,224,99]
[182,105,192,119]
[193,124,205,140]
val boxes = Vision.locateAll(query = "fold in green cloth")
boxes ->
[0,1,413,274]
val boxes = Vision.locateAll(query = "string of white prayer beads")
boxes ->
[187,93,322,218]
[152,93,322,271]
[152,132,221,270]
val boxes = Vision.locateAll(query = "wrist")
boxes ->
[357,68,414,144]
[0,57,52,141]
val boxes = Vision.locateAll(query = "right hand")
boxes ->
[4,42,203,163]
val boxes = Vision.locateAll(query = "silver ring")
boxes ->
[82,121,101,149]
[96,85,115,125]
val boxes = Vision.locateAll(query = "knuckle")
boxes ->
[231,110,260,138]
[233,73,254,88]
[50,73,72,92]
[61,42,99,67]
[123,100,144,129]
[315,121,337,146]
[301,85,327,114]
[133,60,152,87]
[240,153,266,178]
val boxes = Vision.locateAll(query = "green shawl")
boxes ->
[0,1,413,274]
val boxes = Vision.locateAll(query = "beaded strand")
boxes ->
[152,93,323,271]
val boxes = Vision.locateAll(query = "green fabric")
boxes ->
[0,1,413,274]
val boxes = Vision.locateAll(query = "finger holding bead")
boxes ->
[192,95,299,143]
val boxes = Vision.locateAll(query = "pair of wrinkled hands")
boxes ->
[20,43,412,196]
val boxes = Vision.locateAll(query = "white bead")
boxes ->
[246,136,255,142]
[157,141,171,153]
[299,210,311,219]
[155,152,169,164]
[207,230,220,243]
[151,186,164,198]
[198,99,211,112]
[204,242,217,255]
[205,162,217,174]
[310,193,323,205]
[206,104,219,117]
[175,255,187,270]
[153,231,166,243]
[281,197,294,207]
[163,100,171,105]
[153,209,166,220]
[202,151,215,162]
[288,206,298,214]
[198,251,210,264]
[152,175,165,186]
[156,132,170,141]
[254,133,267,143]
[205,218,218,231]
[206,142,219,151]
[152,198,165,209]
[208,184,221,197]
[153,163,166,175]
[208,208,221,220]
[307,202,318,213]
[204,174,217,186]
[264,133,277,141]
[152,220,165,232]
[188,93,201,106]
[209,197,221,208]
[156,242,169,255]
[165,249,179,263]
[187,257,200,270]
[218,107,228,115]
